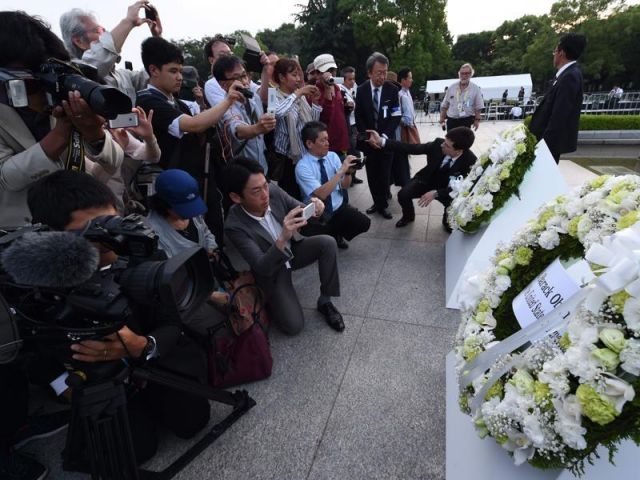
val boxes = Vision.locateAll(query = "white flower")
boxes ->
[553,395,587,450]
[494,275,511,292]
[538,229,560,250]
[502,430,536,466]
[600,374,635,413]
[620,338,640,375]
[623,296,640,333]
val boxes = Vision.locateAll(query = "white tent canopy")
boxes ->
[426,74,533,103]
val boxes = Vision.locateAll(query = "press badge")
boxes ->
[382,105,388,118]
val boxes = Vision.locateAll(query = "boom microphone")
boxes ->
[1,232,99,288]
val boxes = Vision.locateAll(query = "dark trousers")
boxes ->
[260,235,339,336]
[391,151,411,187]
[277,155,302,200]
[446,116,474,131]
[365,150,394,209]
[397,178,439,219]
[0,363,28,450]
[301,202,371,241]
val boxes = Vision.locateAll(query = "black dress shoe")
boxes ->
[366,205,377,215]
[335,236,349,249]
[351,176,364,184]
[379,208,393,219]
[317,302,345,332]
[395,216,415,228]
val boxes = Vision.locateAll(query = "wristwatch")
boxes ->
[140,335,157,362]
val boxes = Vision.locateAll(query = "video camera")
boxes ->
[0,58,132,119]
[0,214,214,368]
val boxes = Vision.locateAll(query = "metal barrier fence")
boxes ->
[413,91,640,123]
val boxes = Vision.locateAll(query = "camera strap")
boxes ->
[65,129,85,172]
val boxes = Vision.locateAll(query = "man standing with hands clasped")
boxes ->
[528,33,586,163]
[439,63,483,132]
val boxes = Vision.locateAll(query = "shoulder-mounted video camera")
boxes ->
[0,215,214,366]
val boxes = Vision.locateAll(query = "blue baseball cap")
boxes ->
[154,169,207,219]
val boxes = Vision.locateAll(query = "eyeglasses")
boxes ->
[225,72,249,81]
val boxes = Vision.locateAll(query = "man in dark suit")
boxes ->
[355,52,401,219]
[529,32,586,163]
[367,127,476,229]
[223,157,345,335]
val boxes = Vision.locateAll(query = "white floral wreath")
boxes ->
[448,123,536,233]
[455,174,640,473]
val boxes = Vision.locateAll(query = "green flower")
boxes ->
[514,247,533,266]
[610,180,635,196]
[459,393,470,413]
[455,215,467,227]
[498,166,511,180]
[463,336,482,361]
[480,155,489,166]
[485,380,504,401]
[599,328,626,353]
[462,191,470,197]
[591,348,620,371]
[559,332,571,351]
[515,143,526,155]
[589,175,611,190]
[495,266,509,276]
[567,216,581,237]
[576,384,618,425]
[474,204,484,216]
[537,208,555,228]
[474,417,489,438]
[509,369,535,395]
[496,251,511,262]
[498,257,516,271]
[477,299,491,313]
[617,211,640,230]
[533,381,552,406]
[609,291,631,314]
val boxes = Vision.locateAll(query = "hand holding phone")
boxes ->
[301,202,315,220]
[356,131,370,142]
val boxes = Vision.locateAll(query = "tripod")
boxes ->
[62,365,255,480]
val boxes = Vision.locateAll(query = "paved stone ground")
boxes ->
[26,120,597,480]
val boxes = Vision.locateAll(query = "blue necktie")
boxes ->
[318,157,333,215]
[372,87,380,127]
[440,155,453,170]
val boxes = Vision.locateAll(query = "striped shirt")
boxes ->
[273,92,322,160]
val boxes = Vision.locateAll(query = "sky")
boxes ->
[3,0,639,69]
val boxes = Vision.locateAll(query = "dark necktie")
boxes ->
[318,157,333,215]
[440,155,453,170]
[372,87,379,127]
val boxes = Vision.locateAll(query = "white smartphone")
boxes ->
[108,112,139,129]
[333,76,344,85]
[301,202,315,220]
[267,87,277,114]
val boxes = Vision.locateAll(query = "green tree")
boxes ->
[452,31,493,74]
[550,0,625,29]
[256,23,302,57]
[172,37,212,81]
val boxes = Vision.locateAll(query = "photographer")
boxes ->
[26,170,211,463]
[203,34,276,109]
[60,1,162,103]
[312,54,351,157]
[0,11,123,230]
[296,121,370,249]
[212,55,275,174]
[136,37,244,243]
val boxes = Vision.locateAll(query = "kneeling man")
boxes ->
[295,121,371,249]
[367,126,476,230]
[224,157,345,335]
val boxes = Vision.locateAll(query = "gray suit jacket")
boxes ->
[224,183,304,280]
[0,103,123,228]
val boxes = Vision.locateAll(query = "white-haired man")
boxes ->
[439,63,484,131]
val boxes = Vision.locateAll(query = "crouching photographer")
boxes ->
[0,11,127,230]
[0,170,213,477]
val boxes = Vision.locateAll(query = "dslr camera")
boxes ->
[0,58,132,119]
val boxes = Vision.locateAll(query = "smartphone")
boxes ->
[267,87,277,114]
[356,131,370,142]
[333,76,344,85]
[144,4,158,22]
[108,112,139,129]
[301,203,315,220]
